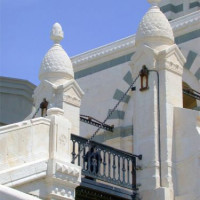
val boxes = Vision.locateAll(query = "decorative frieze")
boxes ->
[71,35,135,66]
[56,162,80,178]
[63,94,81,107]
[157,60,183,75]
[171,10,200,31]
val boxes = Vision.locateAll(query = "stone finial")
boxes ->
[135,0,174,47]
[50,23,64,44]
[147,0,161,6]
[39,22,74,83]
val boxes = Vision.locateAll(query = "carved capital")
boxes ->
[63,95,81,107]
[56,162,80,178]
[157,60,183,76]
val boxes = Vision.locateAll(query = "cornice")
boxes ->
[71,11,200,70]
[171,10,200,34]
[71,35,136,70]
[0,118,50,134]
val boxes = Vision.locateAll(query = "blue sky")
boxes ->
[0,0,150,85]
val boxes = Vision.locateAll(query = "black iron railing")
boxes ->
[80,114,114,132]
[71,134,142,190]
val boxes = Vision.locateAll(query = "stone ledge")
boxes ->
[0,160,48,187]
[0,118,51,133]
[0,184,41,200]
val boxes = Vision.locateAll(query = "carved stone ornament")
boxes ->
[50,23,64,44]
[39,23,74,82]
[63,95,81,107]
[156,45,185,76]
[136,0,174,46]
[56,162,80,177]
[162,61,183,76]
[62,86,82,107]
[59,134,67,146]
[50,186,74,199]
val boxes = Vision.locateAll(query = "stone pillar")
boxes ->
[131,45,161,194]
[32,22,84,135]
[53,80,84,135]
[131,44,185,200]
[130,0,186,199]
[46,108,81,200]
[32,23,84,199]
[156,45,185,190]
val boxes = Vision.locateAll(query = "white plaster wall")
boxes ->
[121,91,134,127]
[77,62,133,138]
[179,38,200,55]
[173,107,200,200]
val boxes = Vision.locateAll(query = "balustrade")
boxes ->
[71,134,141,190]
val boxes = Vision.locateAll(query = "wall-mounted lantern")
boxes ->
[140,65,149,91]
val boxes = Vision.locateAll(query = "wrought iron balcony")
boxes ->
[71,134,142,191]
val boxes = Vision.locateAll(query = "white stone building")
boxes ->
[0,0,199,199]
[73,0,200,143]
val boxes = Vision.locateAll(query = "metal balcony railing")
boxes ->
[71,134,142,190]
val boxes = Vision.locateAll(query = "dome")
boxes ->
[135,2,174,46]
[39,23,74,83]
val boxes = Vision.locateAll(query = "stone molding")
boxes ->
[130,44,185,76]
[0,118,50,134]
[0,160,48,187]
[0,184,41,200]
[171,10,200,32]
[156,44,185,76]
[59,80,84,107]
[33,79,84,115]
[171,10,200,36]
[71,35,135,67]
[63,94,81,107]
[56,162,80,178]
[158,60,183,76]
[48,181,75,200]
[46,161,81,200]
[47,108,64,116]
